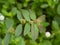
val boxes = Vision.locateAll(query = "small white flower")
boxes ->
[0,13,5,21]
[45,32,51,38]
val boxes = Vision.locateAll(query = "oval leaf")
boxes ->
[52,21,59,32]
[57,4,60,15]
[11,7,17,16]
[29,10,36,20]
[21,9,30,21]
[17,10,22,21]
[15,24,22,37]
[24,23,30,36]
[18,37,25,45]
[40,4,48,8]
[5,18,14,29]
[3,33,11,45]
[31,23,39,40]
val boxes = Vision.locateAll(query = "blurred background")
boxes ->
[0,0,60,45]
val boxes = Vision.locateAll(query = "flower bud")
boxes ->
[0,13,5,21]
[20,19,26,24]
[45,32,51,38]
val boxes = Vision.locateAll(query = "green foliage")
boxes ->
[29,10,36,20]
[21,9,30,21]
[15,24,22,37]
[24,23,30,36]
[57,4,60,15]
[0,0,60,45]
[3,33,11,45]
[30,23,39,41]
[5,18,14,29]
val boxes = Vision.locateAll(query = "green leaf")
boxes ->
[11,7,17,16]
[1,9,9,16]
[17,10,22,21]
[47,0,58,8]
[54,16,60,25]
[53,33,60,45]
[17,37,25,45]
[29,10,36,20]
[21,9,30,21]
[57,4,60,15]
[47,0,52,7]
[8,0,15,4]
[17,3,22,9]
[3,33,11,45]
[52,21,59,32]
[0,38,2,45]
[40,4,48,8]
[41,22,49,27]
[30,23,38,40]
[15,24,22,37]
[3,3,9,9]
[29,40,38,45]
[40,40,52,45]
[24,23,30,36]
[5,18,14,29]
